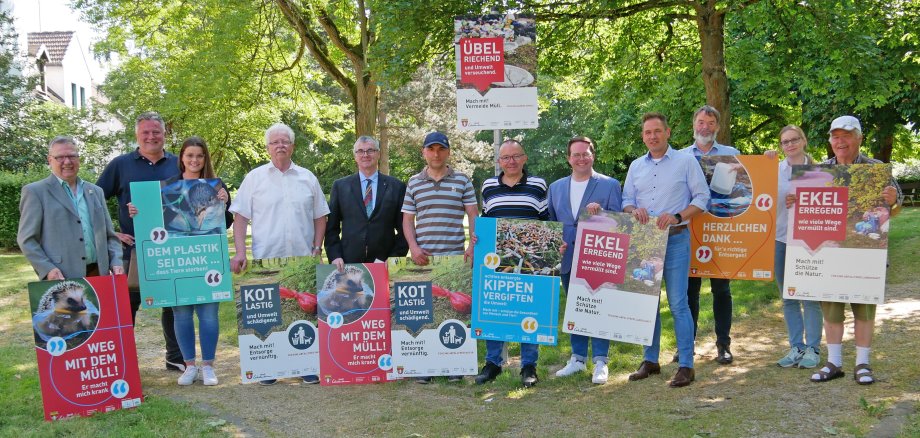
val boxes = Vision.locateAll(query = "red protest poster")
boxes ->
[316,263,394,385]
[28,275,143,421]
[458,37,505,92]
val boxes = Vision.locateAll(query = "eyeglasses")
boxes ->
[570,152,593,159]
[269,140,292,146]
[50,154,80,163]
[780,137,803,147]
[354,148,379,156]
[499,154,526,162]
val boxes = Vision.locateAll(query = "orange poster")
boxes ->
[689,155,778,280]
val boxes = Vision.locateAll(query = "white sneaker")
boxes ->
[178,365,198,386]
[592,361,609,384]
[555,356,586,377]
[201,365,218,386]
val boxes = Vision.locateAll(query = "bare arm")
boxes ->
[230,213,249,274]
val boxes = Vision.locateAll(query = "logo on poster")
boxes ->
[787,287,796,296]
[287,322,315,350]
[439,321,467,349]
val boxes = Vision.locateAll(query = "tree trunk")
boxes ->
[695,4,732,145]
[377,93,390,175]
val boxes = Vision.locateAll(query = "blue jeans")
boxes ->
[486,340,538,367]
[774,241,822,350]
[173,302,220,362]
[561,273,610,363]
[644,229,695,368]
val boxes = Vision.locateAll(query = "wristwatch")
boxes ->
[673,213,683,223]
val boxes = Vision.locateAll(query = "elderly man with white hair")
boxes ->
[229,123,330,385]
[805,115,902,386]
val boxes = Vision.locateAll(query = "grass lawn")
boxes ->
[2,208,918,436]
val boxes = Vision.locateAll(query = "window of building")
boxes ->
[71,83,77,108]
[80,87,86,108]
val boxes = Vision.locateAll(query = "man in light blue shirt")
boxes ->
[680,105,739,365]
[622,113,709,388]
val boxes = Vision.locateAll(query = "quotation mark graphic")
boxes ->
[150,227,168,243]
[204,270,222,286]
[46,337,67,356]
[521,317,538,333]
[110,379,129,398]
[326,312,344,328]
[377,354,393,370]
[755,194,773,211]
[696,246,713,263]
[483,252,501,269]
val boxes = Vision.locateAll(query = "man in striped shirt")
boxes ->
[402,131,479,384]
[475,139,549,388]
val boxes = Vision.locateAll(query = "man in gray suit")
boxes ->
[18,136,124,280]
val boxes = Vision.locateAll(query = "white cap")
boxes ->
[829,115,862,134]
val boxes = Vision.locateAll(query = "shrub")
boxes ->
[0,169,48,248]
[893,158,920,184]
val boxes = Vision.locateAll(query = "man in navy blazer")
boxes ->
[326,136,409,269]
[19,136,124,280]
[547,136,622,385]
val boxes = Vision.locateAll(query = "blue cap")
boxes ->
[423,132,450,149]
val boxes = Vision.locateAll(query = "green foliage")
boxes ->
[429,256,472,293]
[0,169,49,248]
[859,396,888,419]
[841,164,892,213]
[0,9,43,171]
[278,255,321,292]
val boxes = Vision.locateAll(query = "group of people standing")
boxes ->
[18,106,902,391]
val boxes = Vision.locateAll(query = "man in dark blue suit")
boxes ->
[547,136,622,385]
[325,136,409,269]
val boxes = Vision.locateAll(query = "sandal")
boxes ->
[854,364,875,385]
[810,362,845,382]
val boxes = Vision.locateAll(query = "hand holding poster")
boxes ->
[454,13,538,130]
[690,155,778,280]
[783,164,892,303]
[389,256,477,378]
[130,179,233,308]
[472,217,562,345]
[562,211,668,345]
[316,263,394,385]
[29,275,142,421]
[236,257,320,383]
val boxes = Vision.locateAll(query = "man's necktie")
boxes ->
[364,179,373,217]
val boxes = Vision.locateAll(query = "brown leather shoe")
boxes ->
[628,360,661,381]
[669,367,695,388]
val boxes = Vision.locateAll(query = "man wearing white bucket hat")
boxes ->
[680,105,740,366]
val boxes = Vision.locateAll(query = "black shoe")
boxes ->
[165,360,186,372]
[475,362,502,384]
[302,375,320,384]
[447,375,464,382]
[415,377,433,384]
[258,379,278,386]
[520,364,538,388]
[716,343,734,365]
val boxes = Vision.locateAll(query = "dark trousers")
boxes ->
[687,277,732,346]
[124,245,183,363]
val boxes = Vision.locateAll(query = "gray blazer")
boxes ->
[18,175,122,279]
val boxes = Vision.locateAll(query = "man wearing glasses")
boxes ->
[475,139,550,388]
[19,136,124,281]
[97,112,183,371]
[230,123,329,385]
[325,135,408,270]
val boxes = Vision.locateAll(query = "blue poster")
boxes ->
[471,217,563,345]
[130,179,233,308]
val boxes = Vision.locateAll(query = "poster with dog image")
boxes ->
[689,155,778,280]
[28,275,142,421]
[316,263,395,385]
[130,179,233,308]
[389,256,478,378]
[236,257,321,383]
[471,217,563,345]
[783,164,892,304]
[562,211,668,346]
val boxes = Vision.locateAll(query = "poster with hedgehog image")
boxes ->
[388,256,478,378]
[236,257,320,384]
[28,275,142,421]
[130,179,233,308]
[471,217,563,345]
[315,263,394,385]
